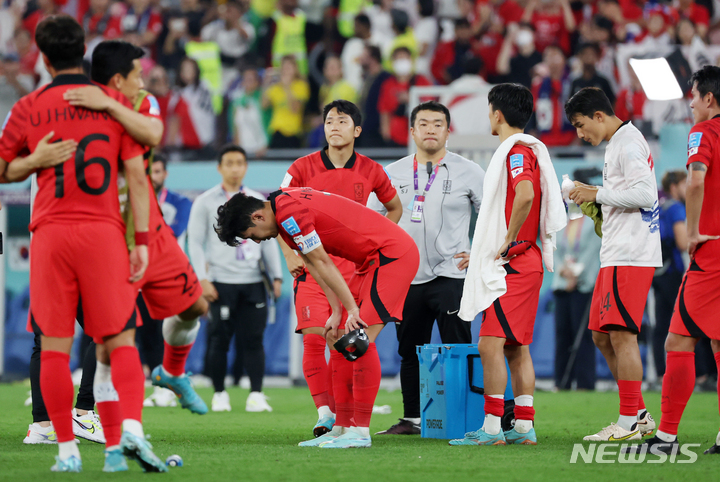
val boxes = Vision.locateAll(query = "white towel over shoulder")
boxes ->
[458,134,567,322]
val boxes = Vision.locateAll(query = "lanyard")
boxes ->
[157,187,168,206]
[413,157,440,195]
[222,185,243,200]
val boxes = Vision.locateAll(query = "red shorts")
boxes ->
[480,269,543,346]
[588,266,654,334]
[293,256,354,333]
[28,222,138,343]
[139,225,202,320]
[669,261,720,340]
[339,247,419,330]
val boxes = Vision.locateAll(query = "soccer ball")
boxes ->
[165,455,183,467]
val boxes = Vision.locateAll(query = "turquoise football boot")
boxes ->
[151,365,208,415]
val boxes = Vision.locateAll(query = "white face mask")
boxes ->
[392,58,413,76]
[515,30,534,48]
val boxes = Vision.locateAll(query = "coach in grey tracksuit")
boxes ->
[369,101,484,434]
[187,145,283,410]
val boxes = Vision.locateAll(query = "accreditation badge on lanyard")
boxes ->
[411,157,440,223]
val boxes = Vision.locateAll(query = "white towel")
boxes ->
[459,134,567,322]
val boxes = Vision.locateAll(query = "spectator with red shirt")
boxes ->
[378,46,431,147]
[676,0,710,39]
[145,64,179,148]
[12,28,38,77]
[83,0,122,42]
[431,19,477,85]
[120,0,163,49]
[531,45,575,146]
[21,0,59,39]
[521,0,576,55]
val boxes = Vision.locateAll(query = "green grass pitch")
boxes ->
[0,383,718,481]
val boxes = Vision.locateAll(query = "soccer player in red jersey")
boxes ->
[452,83,564,447]
[624,65,720,456]
[278,100,402,436]
[215,187,419,448]
[0,16,165,472]
[63,40,209,423]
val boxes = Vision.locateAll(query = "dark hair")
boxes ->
[214,192,265,247]
[366,45,382,64]
[455,18,471,29]
[690,65,720,102]
[577,42,601,57]
[391,8,409,33]
[178,57,201,88]
[91,40,144,86]
[153,152,167,170]
[464,56,484,76]
[662,169,687,193]
[391,46,412,58]
[593,15,614,33]
[355,13,370,29]
[35,15,85,71]
[564,87,615,123]
[410,101,451,127]
[323,100,362,127]
[218,144,247,164]
[488,83,534,129]
[418,0,434,17]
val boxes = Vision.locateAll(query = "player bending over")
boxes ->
[215,188,418,448]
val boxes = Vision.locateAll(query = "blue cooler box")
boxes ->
[418,344,513,439]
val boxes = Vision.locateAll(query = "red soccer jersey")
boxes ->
[272,188,413,270]
[686,116,720,265]
[283,149,396,206]
[282,149,397,278]
[505,145,542,272]
[136,91,166,233]
[0,74,144,231]
[532,11,571,55]
[378,75,432,146]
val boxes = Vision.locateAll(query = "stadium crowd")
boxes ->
[2,0,720,155]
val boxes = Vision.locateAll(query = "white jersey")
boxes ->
[595,121,662,268]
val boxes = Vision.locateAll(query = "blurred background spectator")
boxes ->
[227,66,269,156]
[378,45,430,147]
[357,44,390,147]
[262,54,309,148]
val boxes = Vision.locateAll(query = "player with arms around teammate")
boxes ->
[565,87,660,442]
[64,40,210,422]
[454,83,566,447]
[0,16,165,472]
[624,66,720,456]
[278,99,402,436]
[215,188,419,448]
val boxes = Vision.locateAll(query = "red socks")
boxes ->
[303,334,330,409]
[659,351,696,436]
[638,392,646,412]
[515,405,535,421]
[326,355,336,413]
[715,352,720,417]
[110,346,145,423]
[331,351,354,427]
[40,351,74,443]
[162,341,192,377]
[484,395,504,418]
[352,343,381,428]
[617,380,641,417]
[96,400,122,447]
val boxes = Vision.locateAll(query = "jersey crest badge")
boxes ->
[281,216,300,235]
